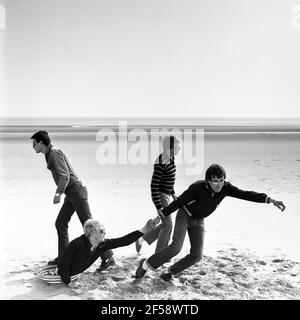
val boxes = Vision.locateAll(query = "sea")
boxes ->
[1,116,300,133]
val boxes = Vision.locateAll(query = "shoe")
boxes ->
[96,257,116,273]
[135,239,143,254]
[47,257,59,266]
[160,272,172,282]
[135,258,147,278]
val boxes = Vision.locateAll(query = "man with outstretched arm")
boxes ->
[58,217,160,285]
[135,163,286,282]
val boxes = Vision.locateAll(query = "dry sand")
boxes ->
[1,132,300,300]
[3,245,300,300]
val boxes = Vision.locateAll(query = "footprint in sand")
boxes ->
[198,270,207,276]
[276,268,287,272]
[290,266,300,277]
[220,257,234,262]
[236,281,251,289]
[256,260,267,266]
[179,277,189,284]
[217,262,226,268]
[111,276,126,282]
[218,270,240,277]
[122,260,137,270]
[272,259,284,263]
[215,282,225,288]
[124,255,139,261]
[233,263,242,268]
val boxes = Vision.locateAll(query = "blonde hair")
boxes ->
[83,219,105,237]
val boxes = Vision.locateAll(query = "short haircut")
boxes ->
[31,130,51,146]
[205,164,226,181]
[83,219,105,237]
[162,135,179,152]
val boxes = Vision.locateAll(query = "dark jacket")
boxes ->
[162,180,268,219]
[45,145,80,194]
[58,231,143,284]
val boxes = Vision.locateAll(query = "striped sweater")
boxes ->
[151,154,176,210]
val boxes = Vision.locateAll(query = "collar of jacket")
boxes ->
[205,180,210,190]
[83,235,93,251]
[45,144,53,161]
[205,180,227,195]
[205,180,215,195]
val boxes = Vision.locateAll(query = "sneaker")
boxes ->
[135,239,143,254]
[47,257,59,266]
[96,257,116,273]
[160,272,172,282]
[135,258,147,278]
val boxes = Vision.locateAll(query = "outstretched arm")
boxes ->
[226,182,268,203]
[226,182,286,212]
[101,219,160,251]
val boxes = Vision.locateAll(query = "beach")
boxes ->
[0,123,300,300]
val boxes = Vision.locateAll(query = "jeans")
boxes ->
[55,182,113,261]
[142,192,172,253]
[147,209,205,275]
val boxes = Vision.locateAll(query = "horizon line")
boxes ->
[1,116,300,119]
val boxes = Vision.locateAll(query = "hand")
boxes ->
[156,214,162,220]
[157,208,164,219]
[141,219,158,234]
[53,194,61,204]
[152,216,161,226]
[270,199,286,212]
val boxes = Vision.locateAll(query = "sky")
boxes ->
[0,0,300,118]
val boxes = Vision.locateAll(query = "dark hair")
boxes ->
[205,164,226,181]
[31,130,51,146]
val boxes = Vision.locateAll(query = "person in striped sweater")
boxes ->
[135,135,181,254]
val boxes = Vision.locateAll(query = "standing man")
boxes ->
[135,135,180,254]
[135,163,286,281]
[31,130,114,271]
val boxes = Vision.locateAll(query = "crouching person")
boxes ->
[57,217,160,285]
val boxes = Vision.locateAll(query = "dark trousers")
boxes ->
[142,192,172,253]
[147,209,205,274]
[55,182,113,261]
